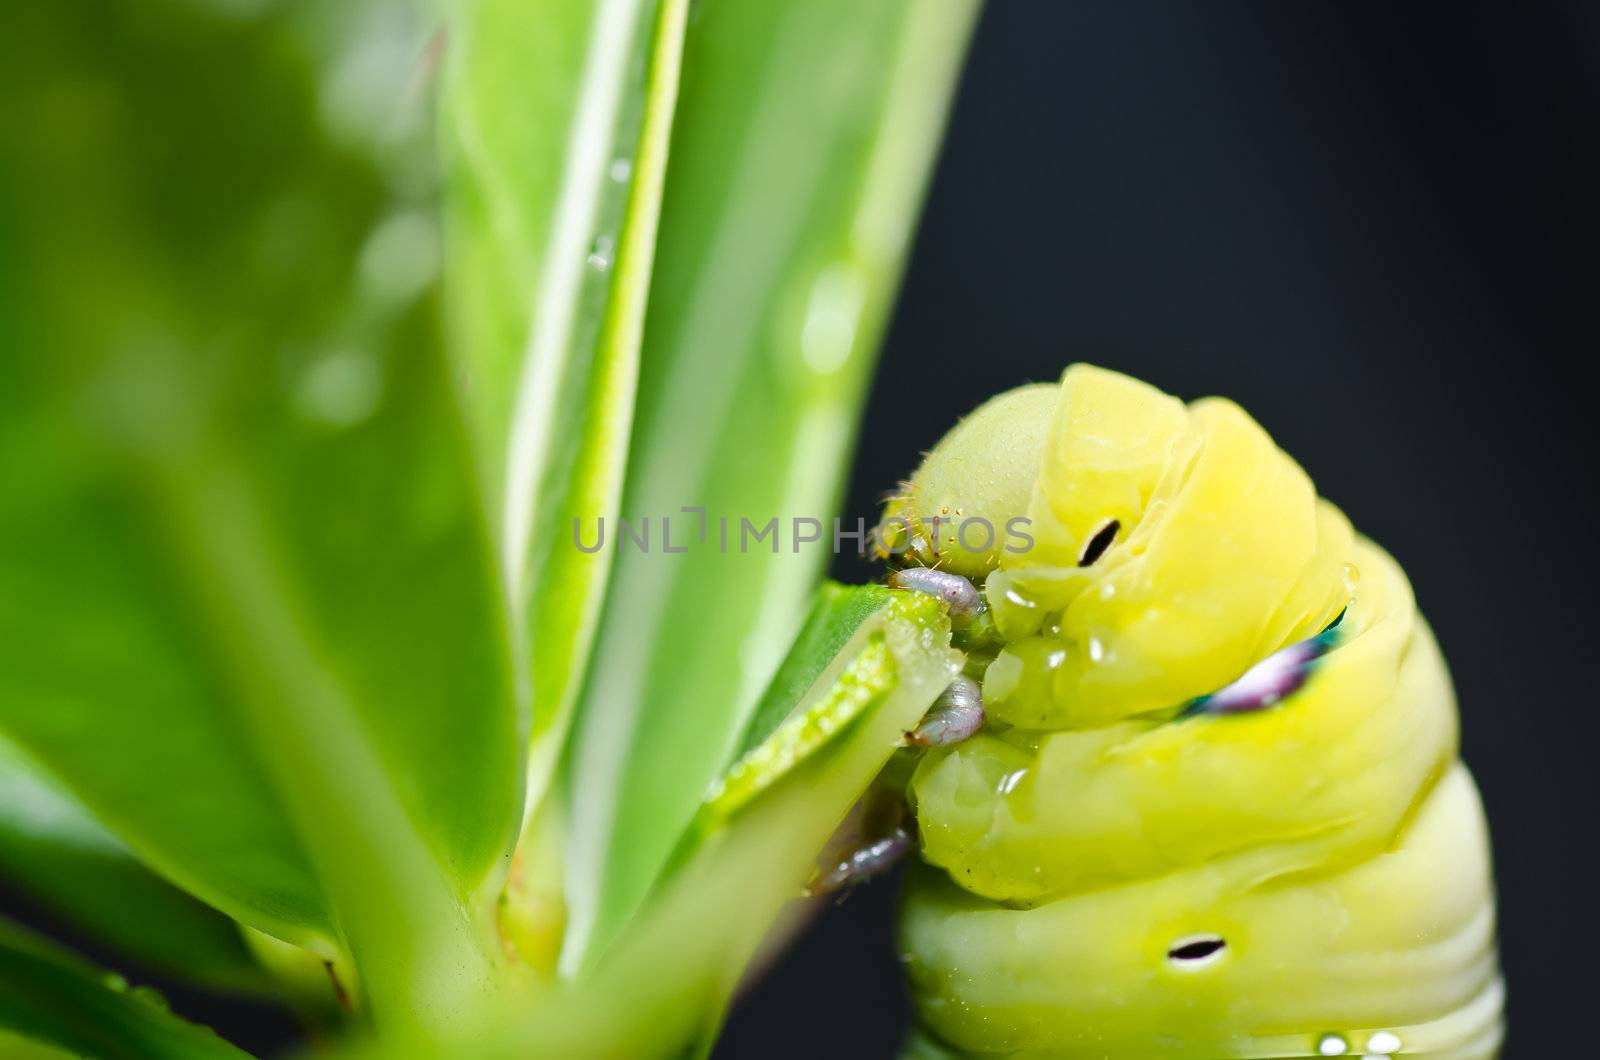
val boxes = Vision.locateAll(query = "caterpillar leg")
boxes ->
[809,824,915,896]
[808,793,917,896]
[888,568,988,747]
[904,675,985,748]
[888,567,985,623]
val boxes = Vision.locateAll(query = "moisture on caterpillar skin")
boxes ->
[874,364,1502,1059]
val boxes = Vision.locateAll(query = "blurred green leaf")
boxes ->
[496,589,959,1055]
[562,0,980,970]
[0,1031,71,1060]
[0,738,265,994]
[1,0,978,1045]
[439,0,689,811]
[0,0,522,1030]
[0,916,249,1060]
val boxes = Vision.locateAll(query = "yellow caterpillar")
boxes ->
[882,365,1501,1058]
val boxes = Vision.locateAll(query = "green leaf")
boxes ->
[0,916,250,1060]
[494,589,960,1055]
[732,582,895,761]
[0,0,523,1030]
[0,738,265,993]
[343,588,955,1057]
[562,0,981,970]
[439,0,689,809]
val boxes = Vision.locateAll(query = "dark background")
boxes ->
[719,1,1598,1056]
[4,1,1592,1056]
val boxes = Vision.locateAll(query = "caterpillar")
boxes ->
[877,365,1501,1058]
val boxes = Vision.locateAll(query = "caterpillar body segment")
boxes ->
[881,365,1500,1058]
[902,764,1499,1059]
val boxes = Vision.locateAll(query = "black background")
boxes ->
[719,1,1598,1057]
[5,2,1593,1056]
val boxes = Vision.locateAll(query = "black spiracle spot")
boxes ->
[1078,519,1120,566]
[1166,936,1226,963]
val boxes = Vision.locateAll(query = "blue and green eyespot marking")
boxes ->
[1176,610,1346,720]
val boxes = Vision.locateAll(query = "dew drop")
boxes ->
[318,8,415,147]
[798,264,865,375]
[1003,588,1035,610]
[1341,562,1361,594]
[359,210,438,303]
[1316,1034,1349,1056]
[609,158,633,183]
[995,767,1027,796]
[586,235,615,271]
[295,350,383,427]
[1366,1031,1401,1055]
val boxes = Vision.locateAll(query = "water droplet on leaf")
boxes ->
[295,350,383,427]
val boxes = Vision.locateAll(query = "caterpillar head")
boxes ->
[881,363,1355,726]
[877,383,1058,579]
